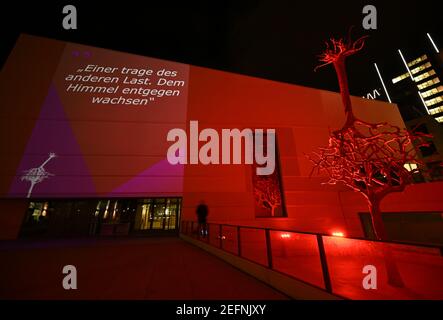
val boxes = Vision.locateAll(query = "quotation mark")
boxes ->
[72,51,92,58]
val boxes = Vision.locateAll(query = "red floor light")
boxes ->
[331,231,345,237]
[280,233,291,239]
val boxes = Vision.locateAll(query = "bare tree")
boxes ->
[253,173,282,217]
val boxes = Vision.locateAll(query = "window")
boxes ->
[417,77,440,90]
[415,70,436,83]
[392,72,410,84]
[425,95,443,107]
[404,163,418,172]
[392,56,431,84]
[407,55,428,67]
[20,198,182,238]
[429,106,443,115]
[421,85,443,98]
[411,62,432,75]
[20,202,52,237]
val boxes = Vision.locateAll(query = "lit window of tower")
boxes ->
[391,34,442,123]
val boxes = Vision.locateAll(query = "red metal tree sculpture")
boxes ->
[310,34,433,287]
[308,121,431,240]
[315,33,368,131]
[311,33,431,241]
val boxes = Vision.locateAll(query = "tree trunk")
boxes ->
[271,205,276,217]
[333,58,355,129]
[368,197,405,288]
[368,199,387,241]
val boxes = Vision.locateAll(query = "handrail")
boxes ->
[182,220,334,293]
[180,219,443,299]
[182,220,443,251]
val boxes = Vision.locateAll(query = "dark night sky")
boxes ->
[0,0,441,97]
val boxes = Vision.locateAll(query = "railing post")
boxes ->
[265,229,273,269]
[219,224,223,248]
[237,226,241,257]
[317,234,332,293]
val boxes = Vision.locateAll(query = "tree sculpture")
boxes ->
[308,121,431,240]
[311,33,431,240]
[315,33,368,131]
[309,33,432,287]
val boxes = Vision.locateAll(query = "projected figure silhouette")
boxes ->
[21,152,56,198]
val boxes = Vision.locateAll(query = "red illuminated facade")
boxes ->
[0,34,443,245]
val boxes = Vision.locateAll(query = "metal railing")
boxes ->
[180,220,443,300]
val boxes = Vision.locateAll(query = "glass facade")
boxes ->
[391,52,443,122]
[20,197,182,238]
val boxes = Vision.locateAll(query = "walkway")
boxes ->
[0,237,288,300]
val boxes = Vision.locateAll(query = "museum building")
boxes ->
[0,34,442,246]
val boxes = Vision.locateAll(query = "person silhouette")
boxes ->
[196,201,208,238]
